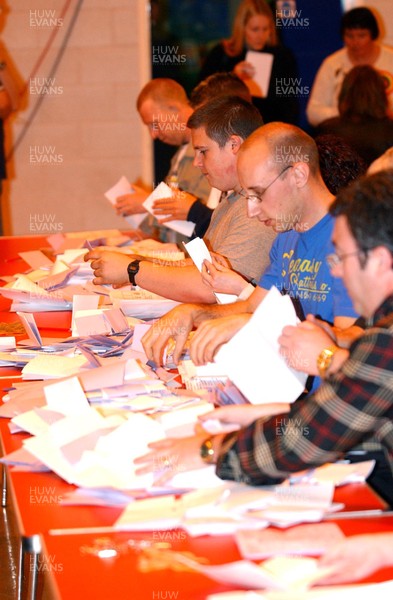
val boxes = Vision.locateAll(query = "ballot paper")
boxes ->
[104,176,147,229]
[115,485,229,530]
[214,286,307,404]
[110,288,181,319]
[171,555,334,592]
[0,336,16,351]
[17,312,43,345]
[21,353,88,380]
[23,411,167,489]
[245,50,274,98]
[287,461,376,487]
[235,523,344,560]
[143,181,195,237]
[206,579,393,600]
[18,250,54,270]
[183,237,238,304]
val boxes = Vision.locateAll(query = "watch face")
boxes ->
[127,260,140,284]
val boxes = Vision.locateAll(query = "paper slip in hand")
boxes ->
[245,51,274,98]
[143,181,195,237]
[104,176,147,229]
[183,237,238,304]
[214,287,307,404]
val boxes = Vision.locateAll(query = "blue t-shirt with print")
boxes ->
[259,214,358,392]
[260,213,357,322]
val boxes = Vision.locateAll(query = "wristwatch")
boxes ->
[317,346,337,378]
[200,437,215,464]
[127,259,142,286]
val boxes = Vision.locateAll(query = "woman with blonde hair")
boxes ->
[200,0,298,124]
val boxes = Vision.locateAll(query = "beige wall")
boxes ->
[2,0,152,235]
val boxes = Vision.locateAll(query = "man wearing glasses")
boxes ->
[136,170,393,506]
[143,122,360,375]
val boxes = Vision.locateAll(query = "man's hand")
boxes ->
[201,258,247,295]
[317,534,393,584]
[142,304,197,366]
[85,249,132,287]
[152,190,196,222]
[278,314,339,374]
[134,433,212,486]
[233,60,255,81]
[115,184,149,216]
[190,313,251,365]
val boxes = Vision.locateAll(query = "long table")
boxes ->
[1,235,393,599]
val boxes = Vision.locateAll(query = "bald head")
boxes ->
[239,122,320,175]
[137,78,192,145]
[237,123,330,232]
[136,78,189,111]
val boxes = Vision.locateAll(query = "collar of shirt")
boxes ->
[369,295,393,328]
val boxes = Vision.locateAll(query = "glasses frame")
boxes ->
[240,164,293,204]
[327,249,369,269]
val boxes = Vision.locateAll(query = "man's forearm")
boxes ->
[191,285,267,326]
[134,262,217,303]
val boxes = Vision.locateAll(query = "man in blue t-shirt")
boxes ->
[142,122,362,376]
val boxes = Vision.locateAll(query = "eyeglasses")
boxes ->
[326,250,368,269]
[240,165,293,204]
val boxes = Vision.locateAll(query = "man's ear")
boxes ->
[370,245,393,273]
[291,161,310,188]
[228,135,243,154]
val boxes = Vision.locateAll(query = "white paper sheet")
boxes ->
[183,237,238,304]
[245,51,274,98]
[104,176,147,229]
[143,181,195,237]
[214,287,307,404]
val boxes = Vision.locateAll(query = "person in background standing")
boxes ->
[199,0,299,125]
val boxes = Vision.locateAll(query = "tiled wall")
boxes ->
[2,0,152,235]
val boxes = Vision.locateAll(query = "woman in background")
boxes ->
[317,65,393,166]
[307,6,393,127]
[199,0,298,124]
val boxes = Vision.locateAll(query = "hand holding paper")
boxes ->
[104,176,148,228]
[143,182,195,237]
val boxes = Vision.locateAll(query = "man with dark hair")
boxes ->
[136,170,393,505]
[143,122,359,372]
[189,72,252,109]
[315,134,367,195]
[86,96,275,303]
